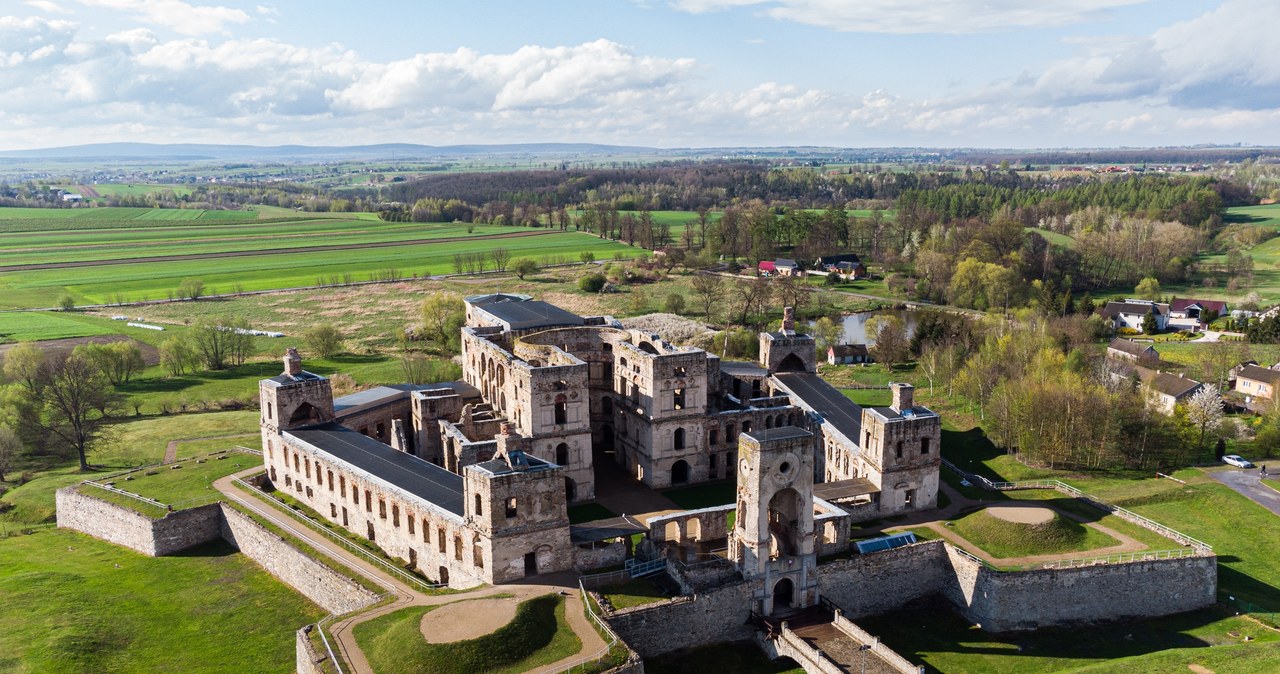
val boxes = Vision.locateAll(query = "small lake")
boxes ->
[812,309,919,345]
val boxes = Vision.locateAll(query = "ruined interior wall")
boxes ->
[603,581,756,658]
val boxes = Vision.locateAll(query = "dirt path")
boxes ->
[420,596,520,642]
[213,468,607,674]
[162,433,253,464]
[0,229,557,272]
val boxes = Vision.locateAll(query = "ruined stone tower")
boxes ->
[732,426,820,615]
[759,307,817,374]
[260,348,334,435]
[859,382,941,514]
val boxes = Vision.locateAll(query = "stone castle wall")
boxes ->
[818,540,951,618]
[295,627,329,674]
[940,546,1218,631]
[603,581,756,658]
[221,504,380,615]
[55,487,224,556]
[56,488,378,615]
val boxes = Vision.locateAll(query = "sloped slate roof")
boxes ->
[1239,365,1280,386]
[1108,338,1156,357]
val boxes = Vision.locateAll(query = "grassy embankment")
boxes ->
[353,594,581,674]
[80,452,259,518]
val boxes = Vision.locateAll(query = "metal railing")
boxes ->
[231,477,445,594]
[81,480,170,510]
[546,579,634,674]
[315,615,346,674]
[1038,548,1202,569]
[940,458,1213,554]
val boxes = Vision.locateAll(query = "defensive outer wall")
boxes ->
[56,486,378,615]
[602,539,1217,658]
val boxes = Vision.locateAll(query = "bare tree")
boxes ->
[0,426,20,482]
[689,273,725,320]
[491,248,512,272]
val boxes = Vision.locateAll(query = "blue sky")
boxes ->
[1,0,1276,149]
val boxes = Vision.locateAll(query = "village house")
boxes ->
[756,260,776,277]
[1235,364,1280,403]
[1106,338,1158,364]
[773,258,800,276]
[1131,366,1203,414]
[814,253,868,279]
[827,344,872,365]
[1100,299,1170,333]
[1169,299,1229,322]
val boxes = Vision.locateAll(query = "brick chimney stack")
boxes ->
[890,382,914,413]
[782,306,795,335]
[283,347,302,377]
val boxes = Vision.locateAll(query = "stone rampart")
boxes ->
[55,487,223,556]
[941,546,1218,631]
[818,540,950,618]
[604,581,755,657]
[220,504,380,615]
[295,627,330,674]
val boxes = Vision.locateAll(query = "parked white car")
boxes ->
[1223,454,1255,469]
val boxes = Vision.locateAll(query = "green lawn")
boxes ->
[0,411,259,526]
[860,598,1277,674]
[0,528,324,673]
[598,577,670,610]
[568,502,618,524]
[353,594,580,674]
[946,508,1121,560]
[0,311,119,343]
[83,451,259,516]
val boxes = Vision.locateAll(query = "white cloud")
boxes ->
[669,0,1151,33]
[74,0,250,35]
[24,0,71,14]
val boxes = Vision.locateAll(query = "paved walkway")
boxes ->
[212,468,606,674]
[1210,468,1280,517]
[790,622,899,674]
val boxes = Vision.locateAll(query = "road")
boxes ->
[1209,468,1280,516]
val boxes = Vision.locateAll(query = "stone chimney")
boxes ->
[283,347,302,377]
[495,422,529,470]
[890,382,914,413]
[390,419,408,452]
[782,306,795,335]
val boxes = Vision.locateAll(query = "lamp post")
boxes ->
[859,643,872,674]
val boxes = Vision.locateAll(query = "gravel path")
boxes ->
[214,467,607,674]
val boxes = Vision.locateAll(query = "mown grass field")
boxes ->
[946,508,1120,559]
[0,529,323,673]
[0,310,118,342]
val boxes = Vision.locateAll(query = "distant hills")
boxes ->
[0,142,661,161]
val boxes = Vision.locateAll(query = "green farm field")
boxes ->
[0,229,643,309]
[0,206,260,232]
[0,310,118,342]
[0,220,537,267]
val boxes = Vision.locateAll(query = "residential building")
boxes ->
[1106,338,1158,364]
[1235,364,1280,402]
[827,344,872,365]
[1100,299,1170,333]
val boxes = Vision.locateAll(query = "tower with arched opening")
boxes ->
[732,426,820,615]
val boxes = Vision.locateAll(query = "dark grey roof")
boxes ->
[333,381,480,414]
[285,424,464,516]
[773,372,862,443]
[817,253,863,266]
[1100,301,1170,318]
[570,515,649,544]
[830,344,870,357]
[1108,338,1156,357]
[775,258,798,267]
[720,360,768,377]
[1238,365,1280,386]
[479,299,584,331]
[465,292,532,305]
[267,370,325,385]
[743,426,812,443]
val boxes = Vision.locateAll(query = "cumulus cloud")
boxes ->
[74,0,250,35]
[668,0,1150,33]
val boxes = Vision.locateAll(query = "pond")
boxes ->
[813,309,919,345]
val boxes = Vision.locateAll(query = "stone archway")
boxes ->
[772,577,794,611]
[671,460,690,485]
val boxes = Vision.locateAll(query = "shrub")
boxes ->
[511,258,539,280]
[579,273,607,293]
[1117,327,1140,336]
[58,295,76,311]
[664,292,686,315]
[303,324,344,358]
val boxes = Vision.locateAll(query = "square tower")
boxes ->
[260,348,335,435]
[732,426,820,615]
[859,383,941,514]
[759,307,817,374]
